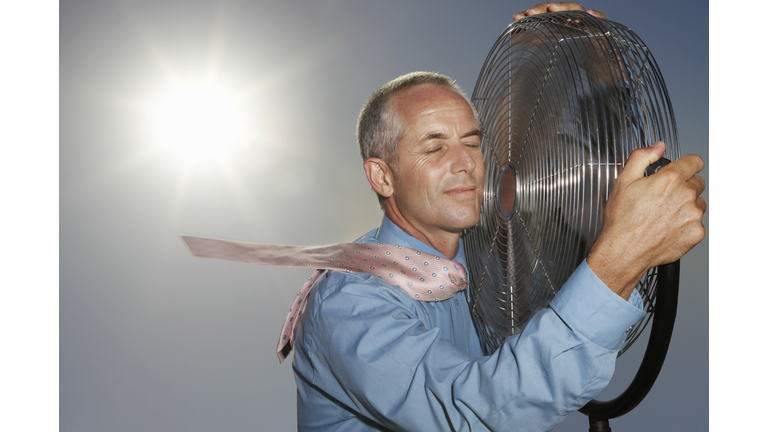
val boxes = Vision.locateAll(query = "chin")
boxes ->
[444,211,481,231]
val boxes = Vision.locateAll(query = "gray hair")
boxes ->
[356,71,479,167]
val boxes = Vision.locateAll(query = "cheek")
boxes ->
[476,154,485,174]
[407,160,445,190]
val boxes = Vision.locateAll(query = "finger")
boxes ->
[514,2,551,21]
[514,2,596,21]
[687,174,706,199]
[514,2,577,20]
[617,141,666,185]
[547,2,587,13]
[664,154,705,181]
[696,196,707,214]
[586,9,605,19]
[683,201,707,247]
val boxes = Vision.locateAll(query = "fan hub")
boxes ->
[497,164,517,217]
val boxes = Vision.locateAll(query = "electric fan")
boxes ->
[462,11,680,430]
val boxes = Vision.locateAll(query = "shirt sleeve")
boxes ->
[294,260,646,432]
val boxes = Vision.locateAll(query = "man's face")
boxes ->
[388,85,484,239]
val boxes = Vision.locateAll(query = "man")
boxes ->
[291,4,706,432]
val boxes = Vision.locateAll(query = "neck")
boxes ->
[384,208,461,259]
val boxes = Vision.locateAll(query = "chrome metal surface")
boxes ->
[463,11,678,355]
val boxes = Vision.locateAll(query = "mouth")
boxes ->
[444,185,478,198]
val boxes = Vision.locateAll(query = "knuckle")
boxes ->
[682,184,698,202]
[661,168,684,185]
[681,206,706,236]
[694,175,706,191]
[686,204,704,222]
[626,147,647,164]
[692,224,706,243]
[630,145,655,160]
[698,197,707,212]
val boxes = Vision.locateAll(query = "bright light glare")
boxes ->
[152,80,247,161]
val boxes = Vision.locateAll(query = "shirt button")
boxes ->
[454,299,459,306]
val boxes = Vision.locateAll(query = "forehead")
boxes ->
[391,84,477,129]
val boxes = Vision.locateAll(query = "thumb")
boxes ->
[618,141,666,184]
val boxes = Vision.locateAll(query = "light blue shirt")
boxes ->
[293,216,645,431]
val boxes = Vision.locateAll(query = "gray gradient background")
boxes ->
[60,1,709,431]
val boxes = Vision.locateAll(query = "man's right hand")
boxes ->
[586,141,707,300]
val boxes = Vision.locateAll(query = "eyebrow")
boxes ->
[462,129,482,139]
[424,129,482,140]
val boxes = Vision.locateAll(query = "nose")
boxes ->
[450,143,478,175]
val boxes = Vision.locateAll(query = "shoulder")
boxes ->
[295,268,426,367]
[298,269,430,349]
[309,269,416,316]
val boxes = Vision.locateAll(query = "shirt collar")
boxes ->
[374,215,468,270]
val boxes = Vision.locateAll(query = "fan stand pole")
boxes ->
[579,261,681,430]
[588,417,611,432]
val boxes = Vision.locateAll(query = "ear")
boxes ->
[363,157,395,199]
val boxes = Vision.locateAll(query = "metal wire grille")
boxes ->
[463,12,678,356]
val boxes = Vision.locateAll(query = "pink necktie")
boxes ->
[182,236,469,363]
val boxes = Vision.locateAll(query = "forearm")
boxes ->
[483,261,646,430]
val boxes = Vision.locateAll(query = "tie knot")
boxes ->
[340,242,468,302]
[449,264,468,290]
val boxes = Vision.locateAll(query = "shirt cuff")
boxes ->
[550,260,647,350]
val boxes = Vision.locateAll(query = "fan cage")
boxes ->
[463,12,678,356]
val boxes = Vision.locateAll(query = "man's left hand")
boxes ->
[513,2,606,21]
